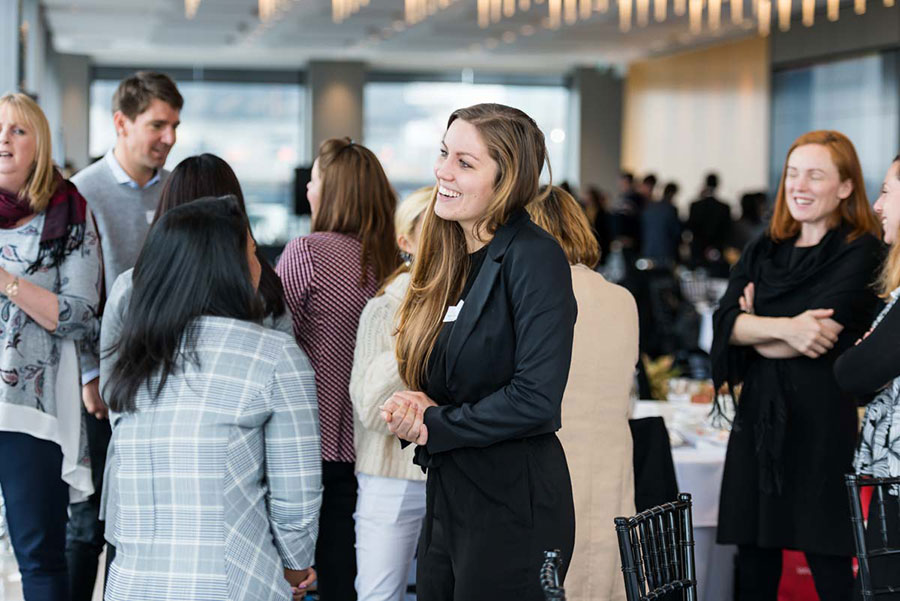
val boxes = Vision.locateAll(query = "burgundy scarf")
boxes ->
[0,170,87,273]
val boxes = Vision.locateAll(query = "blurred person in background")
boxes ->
[528,186,638,601]
[688,172,733,276]
[0,92,101,601]
[350,186,432,601]
[277,137,399,601]
[711,131,882,601]
[641,181,682,265]
[581,186,611,266]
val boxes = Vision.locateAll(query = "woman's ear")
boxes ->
[838,178,854,201]
[398,234,414,255]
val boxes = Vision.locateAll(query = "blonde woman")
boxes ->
[382,104,577,600]
[528,186,638,601]
[350,186,432,601]
[0,93,100,600]
[835,154,900,598]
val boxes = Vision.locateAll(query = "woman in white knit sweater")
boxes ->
[349,186,432,601]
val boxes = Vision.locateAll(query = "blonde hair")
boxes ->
[769,130,880,243]
[527,185,600,268]
[0,93,56,211]
[395,103,551,389]
[878,155,900,297]
[376,186,433,295]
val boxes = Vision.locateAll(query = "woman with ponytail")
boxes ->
[382,104,577,600]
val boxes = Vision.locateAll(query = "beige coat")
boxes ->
[558,265,639,601]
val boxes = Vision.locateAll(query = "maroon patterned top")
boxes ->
[276,232,377,463]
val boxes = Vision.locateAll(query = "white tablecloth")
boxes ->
[632,400,736,600]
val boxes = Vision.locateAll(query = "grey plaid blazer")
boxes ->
[104,316,322,601]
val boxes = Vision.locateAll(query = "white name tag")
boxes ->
[443,300,464,323]
[146,210,155,224]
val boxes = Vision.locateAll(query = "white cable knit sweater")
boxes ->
[349,272,426,481]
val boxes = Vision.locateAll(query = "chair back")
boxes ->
[615,492,698,601]
[845,474,900,599]
[540,549,566,600]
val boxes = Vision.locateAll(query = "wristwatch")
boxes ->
[5,276,19,298]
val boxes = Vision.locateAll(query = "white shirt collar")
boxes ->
[105,148,161,190]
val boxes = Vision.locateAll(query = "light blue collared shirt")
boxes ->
[104,149,161,190]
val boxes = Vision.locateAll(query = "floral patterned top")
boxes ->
[0,210,101,498]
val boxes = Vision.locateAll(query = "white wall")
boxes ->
[622,37,770,216]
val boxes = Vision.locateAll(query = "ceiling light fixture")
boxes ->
[826,0,839,18]
[688,0,703,33]
[331,0,369,23]
[776,0,790,29]
[732,0,743,22]
[655,0,667,21]
[757,0,771,33]
[801,0,814,24]
[185,0,201,19]
[854,0,865,12]
[619,0,633,29]
[708,0,721,29]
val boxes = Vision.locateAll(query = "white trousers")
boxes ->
[353,473,426,601]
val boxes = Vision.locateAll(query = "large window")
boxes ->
[364,80,570,196]
[771,51,900,202]
[89,76,306,244]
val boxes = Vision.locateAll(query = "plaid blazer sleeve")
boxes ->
[265,339,322,570]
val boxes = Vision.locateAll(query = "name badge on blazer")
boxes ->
[443,300,464,323]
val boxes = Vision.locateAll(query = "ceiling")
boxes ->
[43,0,764,73]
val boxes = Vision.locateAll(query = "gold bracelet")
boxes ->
[5,276,19,298]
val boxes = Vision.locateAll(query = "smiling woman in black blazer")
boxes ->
[382,103,577,601]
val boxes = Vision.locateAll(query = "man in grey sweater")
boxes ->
[68,71,183,601]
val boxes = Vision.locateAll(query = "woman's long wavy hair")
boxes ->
[104,196,265,413]
[153,153,285,320]
[769,130,880,243]
[312,137,400,287]
[395,103,551,390]
[878,155,900,297]
[527,185,600,268]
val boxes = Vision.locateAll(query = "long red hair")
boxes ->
[769,130,880,242]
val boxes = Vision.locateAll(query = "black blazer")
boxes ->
[422,209,578,455]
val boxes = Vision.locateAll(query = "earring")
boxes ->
[400,251,413,267]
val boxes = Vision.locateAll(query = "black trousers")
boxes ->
[736,545,854,601]
[854,492,900,600]
[65,412,111,601]
[416,434,576,601]
[0,432,71,601]
[315,461,358,601]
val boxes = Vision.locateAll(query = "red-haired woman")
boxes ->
[711,131,883,600]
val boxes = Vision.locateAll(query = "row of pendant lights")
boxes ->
[183,0,896,37]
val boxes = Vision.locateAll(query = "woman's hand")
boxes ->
[781,309,840,358]
[284,567,316,601]
[381,391,436,445]
[738,282,755,314]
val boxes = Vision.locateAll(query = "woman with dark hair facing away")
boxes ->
[382,104,577,600]
[96,154,295,582]
[276,137,399,600]
[102,196,321,601]
[834,154,900,599]
[528,186,637,601]
[0,93,100,601]
[711,131,883,601]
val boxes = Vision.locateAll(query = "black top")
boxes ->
[711,224,883,555]
[834,297,900,396]
[425,244,490,405]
